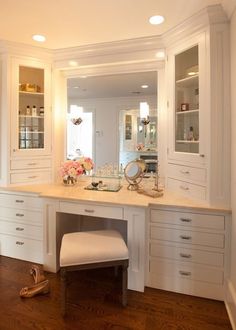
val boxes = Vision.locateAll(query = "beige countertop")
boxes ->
[0,178,231,214]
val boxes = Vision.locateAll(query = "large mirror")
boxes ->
[67,71,157,171]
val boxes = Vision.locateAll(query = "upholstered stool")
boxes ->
[60,229,129,316]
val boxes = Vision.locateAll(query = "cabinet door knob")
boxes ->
[84,209,95,213]
[16,227,24,231]
[180,217,192,223]
[180,185,189,191]
[179,270,191,276]
[180,235,192,240]
[180,253,192,259]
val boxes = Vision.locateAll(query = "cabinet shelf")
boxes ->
[176,140,199,144]
[19,91,44,96]
[19,115,44,119]
[176,74,199,87]
[176,109,199,115]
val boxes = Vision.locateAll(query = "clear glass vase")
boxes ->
[63,176,77,186]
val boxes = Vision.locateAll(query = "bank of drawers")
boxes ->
[0,193,43,263]
[147,208,227,298]
[167,163,206,200]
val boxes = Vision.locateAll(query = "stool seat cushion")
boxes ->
[60,230,129,267]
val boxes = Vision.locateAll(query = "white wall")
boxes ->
[227,7,236,329]
[68,95,157,168]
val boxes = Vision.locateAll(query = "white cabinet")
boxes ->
[0,192,43,263]
[165,14,230,207]
[146,207,230,300]
[0,54,53,186]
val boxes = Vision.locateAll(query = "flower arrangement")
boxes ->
[59,157,94,184]
[136,142,144,151]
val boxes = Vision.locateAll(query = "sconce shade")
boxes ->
[140,102,150,125]
[70,105,83,125]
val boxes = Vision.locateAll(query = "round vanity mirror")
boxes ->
[124,160,146,190]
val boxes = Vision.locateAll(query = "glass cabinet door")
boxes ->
[175,45,199,154]
[18,66,45,150]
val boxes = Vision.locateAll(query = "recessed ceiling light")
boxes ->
[141,85,149,89]
[69,60,78,67]
[149,15,165,25]
[32,34,46,42]
[156,51,165,58]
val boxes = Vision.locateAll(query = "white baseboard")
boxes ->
[225,280,236,330]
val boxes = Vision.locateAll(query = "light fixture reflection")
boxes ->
[70,105,83,125]
[140,102,150,125]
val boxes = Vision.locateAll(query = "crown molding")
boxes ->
[162,4,228,48]
[53,35,164,70]
[0,39,52,60]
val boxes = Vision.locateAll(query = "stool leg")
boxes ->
[122,263,128,307]
[61,268,67,316]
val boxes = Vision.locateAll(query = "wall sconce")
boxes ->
[140,102,150,125]
[69,105,83,125]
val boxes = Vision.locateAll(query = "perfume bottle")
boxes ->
[188,126,194,141]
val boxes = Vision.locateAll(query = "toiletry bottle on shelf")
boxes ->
[32,105,37,116]
[183,129,187,140]
[26,105,31,116]
[188,126,194,141]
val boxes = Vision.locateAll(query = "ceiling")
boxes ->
[0,0,235,50]
[68,72,157,99]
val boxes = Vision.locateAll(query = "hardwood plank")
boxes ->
[0,256,232,330]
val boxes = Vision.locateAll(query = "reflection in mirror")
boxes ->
[67,71,157,169]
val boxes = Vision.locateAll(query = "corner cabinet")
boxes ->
[8,57,52,185]
[166,22,230,207]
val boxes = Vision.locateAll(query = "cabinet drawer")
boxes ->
[0,220,43,240]
[150,226,224,248]
[0,234,43,264]
[59,201,123,220]
[168,163,206,184]
[0,193,42,210]
[167,177,206,200]
[0,207,42,225]
[11,158,51,170]
[150,258,224,285]
[150,209,225,230]
[150,243,224,267]
[10,170,51,184]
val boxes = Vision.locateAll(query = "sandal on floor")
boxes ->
[30,265,46,284]
[20,279,50,298]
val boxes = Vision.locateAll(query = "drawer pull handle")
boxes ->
[180,217,192,223]
[180,235,192,240]
[179,270,191,276]
[180,170,190,174]
[28,162,37,166]
[16,241,24,245]
[16,227,24,231]
[28,176,37,179]
[180,185,189,191]
[16,213,24,217]
[84,209,95,213]
[15,199,24,203]
[199,154,205,158]
[180,253,192,259]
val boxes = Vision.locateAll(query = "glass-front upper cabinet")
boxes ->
[175,45,199,154]
[11,59,51,156]
[168,35,206,164]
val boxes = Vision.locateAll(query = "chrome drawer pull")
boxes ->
[84,209,95,213]
[180,235,192,240]
[16,227,24,231]
[180,253,192,259]
[15,200,24,203]
[199,154,205,157]
[28,162,37,166]
[28,176,37,179]
[180,185,189,191]
[179,270,191,276]
[16,213,24,217]
[180,170,190,174]
[16,241,24,245]
[180,217,192,223]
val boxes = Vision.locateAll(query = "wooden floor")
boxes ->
[0,256,232,330]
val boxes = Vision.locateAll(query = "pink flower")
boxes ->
[59,160,85,179]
